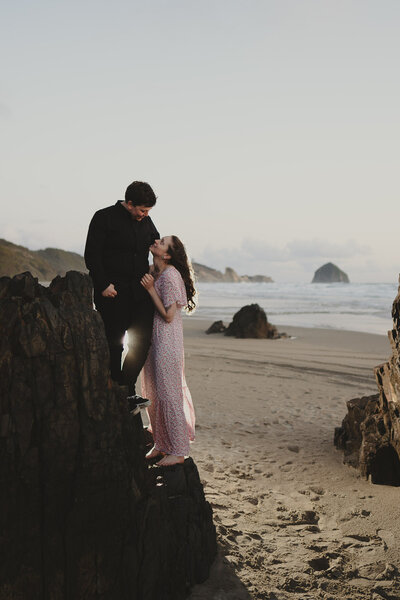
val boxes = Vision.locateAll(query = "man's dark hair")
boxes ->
[125,181,157,207]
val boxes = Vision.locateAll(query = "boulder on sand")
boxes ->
[206,320,226,334]
[224,303,279,339]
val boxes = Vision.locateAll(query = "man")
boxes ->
[84,181,159,413]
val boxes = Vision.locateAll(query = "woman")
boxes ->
[140,235,196,466]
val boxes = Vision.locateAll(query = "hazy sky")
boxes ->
[1,0,399,282]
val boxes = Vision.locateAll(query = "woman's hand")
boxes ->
[141,273,155,291]
[101,283,117,298]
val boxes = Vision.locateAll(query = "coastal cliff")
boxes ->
[0,271,216,599]
[0,239,272,284]
[192,262,273,283]
[0,238,86,280]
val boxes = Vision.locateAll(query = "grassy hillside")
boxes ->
[0,239,87,281]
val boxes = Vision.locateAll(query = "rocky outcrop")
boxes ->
[192,262,223,282]
[223,267,241,283]
[206,320,227,334]
[224,304,282,339]
[0,271,216,599]
[334,278,400,485]
[192,262,273,284]
[312,262,349,283]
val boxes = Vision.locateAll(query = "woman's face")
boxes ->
[150,236,173,259]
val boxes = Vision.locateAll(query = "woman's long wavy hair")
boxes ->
[167,236,196,313]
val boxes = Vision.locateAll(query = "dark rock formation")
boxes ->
[206,320,227,334]
[312,262,349,283]
[0,271,216,599]
[335,278,400,485]
[224,304,280,339]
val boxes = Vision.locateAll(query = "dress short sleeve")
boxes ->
[160,267,187,308]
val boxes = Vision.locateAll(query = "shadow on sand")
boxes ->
[188,545,254,600]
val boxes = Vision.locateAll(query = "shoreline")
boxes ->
[180,318,399,599]
[184,317,390,347]
[185,313,393,338]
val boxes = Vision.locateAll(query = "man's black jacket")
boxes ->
[84,201,159,298]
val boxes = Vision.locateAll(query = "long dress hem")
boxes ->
[141,266,195,457]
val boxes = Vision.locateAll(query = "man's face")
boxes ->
[127,203,152,221]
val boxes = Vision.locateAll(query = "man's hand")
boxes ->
[141,273,155,291]
[101,283,117,298]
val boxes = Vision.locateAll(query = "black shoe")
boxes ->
[127,394,151,415]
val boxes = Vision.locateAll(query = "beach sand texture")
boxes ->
[175,320,400,599]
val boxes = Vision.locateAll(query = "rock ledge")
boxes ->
[0,270,216,599]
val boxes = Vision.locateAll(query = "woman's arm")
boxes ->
[141,274,177,323]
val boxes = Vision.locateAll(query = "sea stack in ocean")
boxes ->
[312,262,349,283]
[0,271,216,599]
[334,277,400,485]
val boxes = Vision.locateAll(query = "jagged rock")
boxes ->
[192,262,224,282]
[334,277,400,485]
[312,262,349,283]
[206,320,226,334]
[0,271,216,599]
[334,395,379,469]
[225,304,279,339]
[223,267,241,283]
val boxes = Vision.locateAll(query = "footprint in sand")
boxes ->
[288,444,300,453]
[377,529,396,548]
[221,439,232,448]
[202,462,214,473]
[244,496,259,506]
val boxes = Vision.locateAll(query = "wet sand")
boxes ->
[177,319,400,599]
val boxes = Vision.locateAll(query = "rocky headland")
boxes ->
[0,238,272,285]
[192,262,273,284]
[312,262,349,283]
[0,271,216,599]
[0,238,86,280]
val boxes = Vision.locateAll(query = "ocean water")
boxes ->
[191,282,400,336]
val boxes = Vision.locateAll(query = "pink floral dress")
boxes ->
[141,266,195,456]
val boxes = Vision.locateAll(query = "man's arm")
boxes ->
[148,217,160,244]
[84,211,111,293]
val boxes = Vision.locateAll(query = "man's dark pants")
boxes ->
[95,290,154,394]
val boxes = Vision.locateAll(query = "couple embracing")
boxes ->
[84,181,195,466]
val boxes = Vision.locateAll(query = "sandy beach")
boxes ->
[168,319,400,599]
